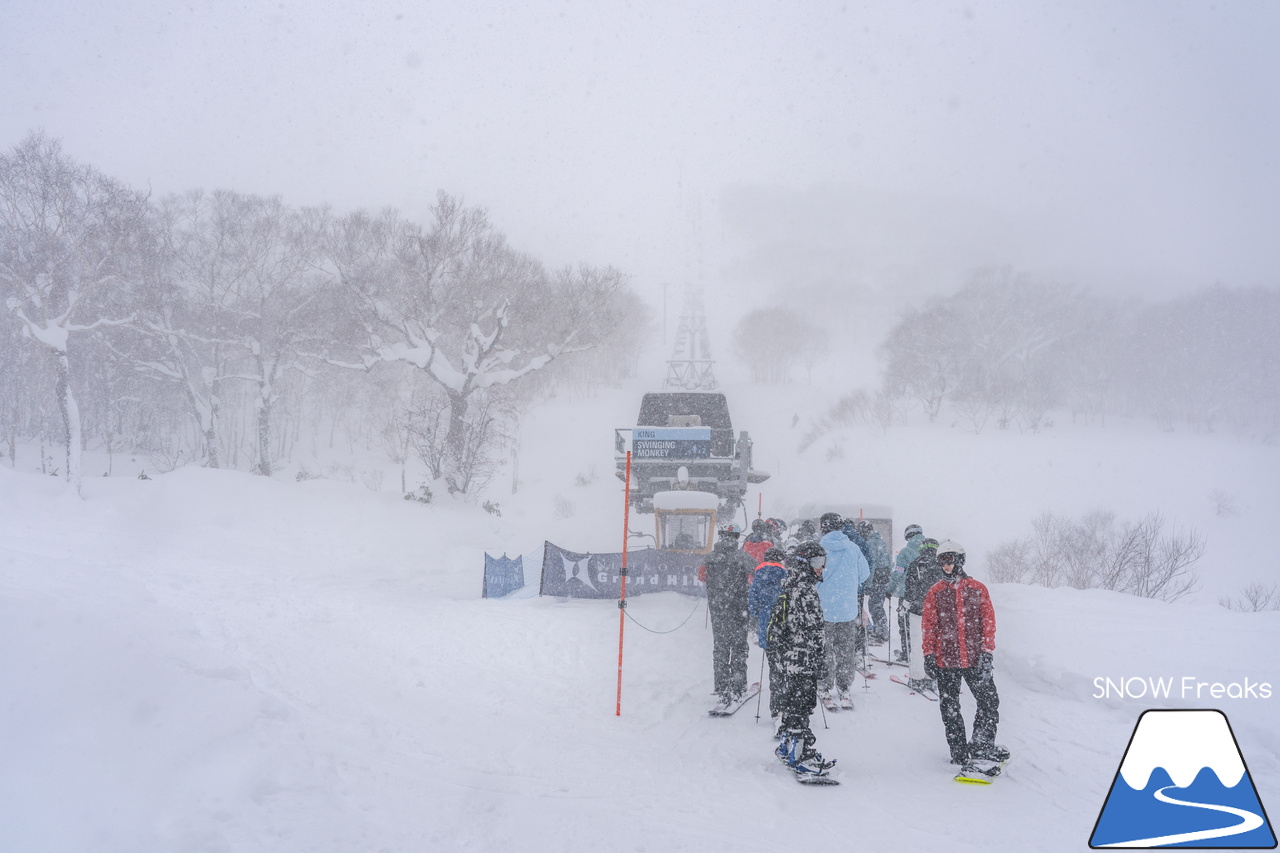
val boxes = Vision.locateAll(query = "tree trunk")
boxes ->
[54,349,83,494]
[256,388,273,476]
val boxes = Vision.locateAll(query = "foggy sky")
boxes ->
[4,1,1278,318]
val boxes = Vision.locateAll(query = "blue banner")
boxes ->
[483,553,525,598]
[539,541,706,599]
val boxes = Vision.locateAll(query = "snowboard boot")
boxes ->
[794,748,835,775]
[968,743,1010,763]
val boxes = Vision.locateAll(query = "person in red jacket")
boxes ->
[921,541,1007,766]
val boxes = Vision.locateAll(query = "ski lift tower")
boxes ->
[663,287,718,391]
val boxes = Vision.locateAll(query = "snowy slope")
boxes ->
[1,380,1278,852]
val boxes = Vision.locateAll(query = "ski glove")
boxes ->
[924,654,938,679]
[978,651,994,680]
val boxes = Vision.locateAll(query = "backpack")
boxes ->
[766,590,792,651]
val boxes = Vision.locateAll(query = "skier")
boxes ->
[856,519,892,643]
[770,540,834,775]
[891,523,927,660]
[700,523,756,712]
[742,519,774,574]
[747,546,789,731]
[901,538,941,692]
[921,541,1008,766]
[817,512,869,709]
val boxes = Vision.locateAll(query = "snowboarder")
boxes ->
[747,546,790,728]
[769,540,834,775]
[817,512,869,709]
[901,537,941,691]
[699,523,756,712]
[891,523,926,659]
[921,541,1007,765]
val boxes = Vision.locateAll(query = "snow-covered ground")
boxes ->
[2,380,1278,852]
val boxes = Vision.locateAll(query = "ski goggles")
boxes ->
[938,554,958,564]
[809,555,827,569]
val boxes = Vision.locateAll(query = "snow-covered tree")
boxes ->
[322,195,597,493]
[0,133,154,493]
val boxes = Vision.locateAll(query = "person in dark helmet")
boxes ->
[748,546,790,731]
[699,523,756,712]
[891,523,927,658]
[921,541,1008,765]
[817,512,869,709]
[796,519,818,542]
[770,541,834,775]
[854,519,892,644]
[902,538,942,691]
[743,518,774,574]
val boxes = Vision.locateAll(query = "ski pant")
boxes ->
[779,668,818,749]
[710,613,749,700]
[897,602,910,655]
[766,645,786,718]
[935,665,1000,761]
[821,620,858,694]
[907,612,926,681]
[866,583,889,639]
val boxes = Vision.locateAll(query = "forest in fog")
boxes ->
[3,131,1278,501]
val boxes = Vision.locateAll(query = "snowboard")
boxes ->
[708,682,761,717]
[775,740,840,785]
[889,674,939,701]
[954,752,1010,785]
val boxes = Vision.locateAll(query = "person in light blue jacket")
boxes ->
[817,512,870,708]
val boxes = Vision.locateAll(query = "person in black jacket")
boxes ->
[900,538,941,691]
[771,541,834,774]
[700,523,756,711]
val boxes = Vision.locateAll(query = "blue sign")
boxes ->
[631,427,712,459]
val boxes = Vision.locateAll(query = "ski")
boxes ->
[867,654,909,668]
[820,693,840,713]
[838,692,855,711]
[889,674,939,701]
[708,682,761,717]
[853,666,877,680]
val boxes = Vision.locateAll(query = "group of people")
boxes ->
[701,514,1007,775]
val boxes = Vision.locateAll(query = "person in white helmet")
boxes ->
[921,541,1008,765]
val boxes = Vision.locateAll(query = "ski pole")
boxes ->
[818,689,828,729]
[754,651,767,722]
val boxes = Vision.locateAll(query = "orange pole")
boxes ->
[758,493,762,519]
[616,450,632,716]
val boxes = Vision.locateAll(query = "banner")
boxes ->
[539,541,706,599]
[482,553,525,598]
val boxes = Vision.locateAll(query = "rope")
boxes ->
[622,596,703,634]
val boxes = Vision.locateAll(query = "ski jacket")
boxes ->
[817,530,870,623]
[773,558,826,673]
[895,532,926,572]
[903,550,944,616]
[864,529,891,586]
[921,569,996,669]
[742,534,772,571]
[700,538,754,624]
[841,524,873,566]
[748,561,788,648]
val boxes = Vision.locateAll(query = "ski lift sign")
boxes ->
[627,427,712,459]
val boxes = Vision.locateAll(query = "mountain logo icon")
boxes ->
[1090,709,1276,848]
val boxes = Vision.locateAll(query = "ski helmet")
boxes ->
[794,540,827,571]
[920,537,939,552]
[904,523,923,540]
[751,518,769,534]
[819,512,844,534]
[763,546,786,563]
[936,540,965,570]
[853,519,873,537]
[719,523,742,538]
